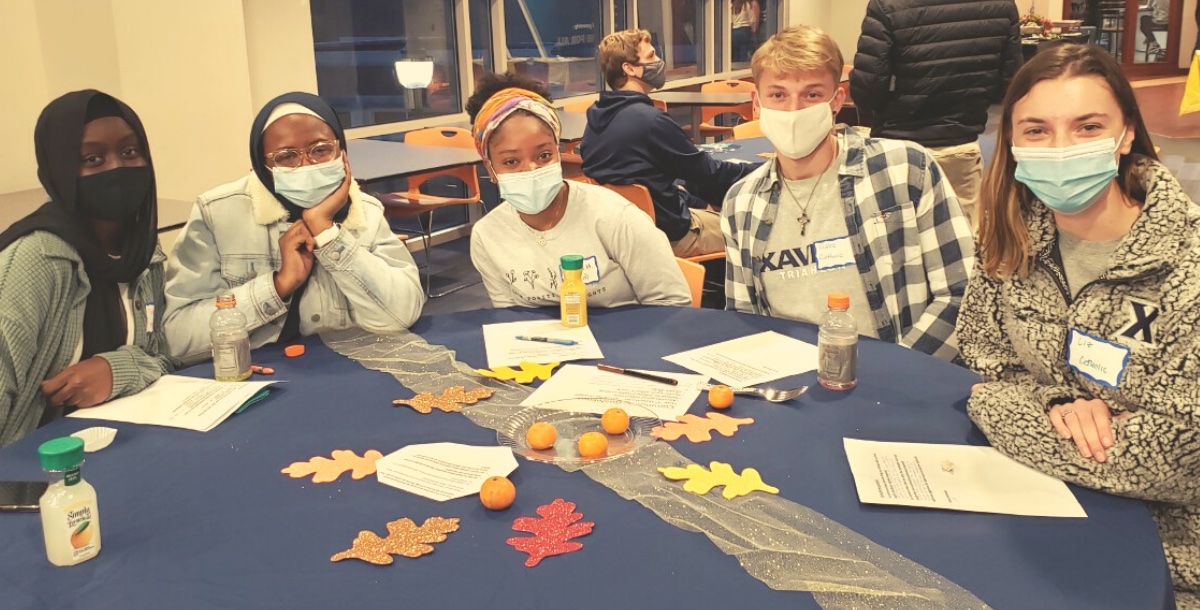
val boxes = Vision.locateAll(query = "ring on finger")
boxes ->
[1061,408,1075,417]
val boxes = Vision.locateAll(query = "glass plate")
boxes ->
[496,399,661,465]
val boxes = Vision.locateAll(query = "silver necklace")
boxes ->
[521,194,567,246]
[780,169,825,236]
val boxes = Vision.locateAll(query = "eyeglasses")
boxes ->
[264,140,340,168]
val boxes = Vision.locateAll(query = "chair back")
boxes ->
[675,258,705,308]
[600,182,656,222]
[403,127,480,198]
[699,81,755,130]
[732,120,762,140]
[562,99,594,113]
[652,98,669,112]
[568,175,599,185]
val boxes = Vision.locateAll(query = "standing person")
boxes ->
[467,74,690,308]
[723,26,975,362]
[731,0,761,62]
[851,0,1022,229]
[0,90,176,447]
[164,93,424,364]
[958,43,1200,606]
[581,29,760,258]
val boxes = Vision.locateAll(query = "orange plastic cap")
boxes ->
[827,292,850,310]
[284,344,306,358]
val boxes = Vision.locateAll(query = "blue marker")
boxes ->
[516,335,578,346]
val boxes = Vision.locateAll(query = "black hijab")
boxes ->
[249,92,350,223]
[0,90,158,359]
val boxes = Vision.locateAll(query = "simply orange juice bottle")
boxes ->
[38,437,101,566]
[560,255,588,328]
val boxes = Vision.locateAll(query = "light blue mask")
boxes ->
[1012,135,1124,215]
[271,156,346,208]
[496,162,564,215]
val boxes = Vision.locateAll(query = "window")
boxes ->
[310,0,461,128]
[504,0,603,97]
[469,0,494,78]
[638,0,705,82]
[731,0,775,70]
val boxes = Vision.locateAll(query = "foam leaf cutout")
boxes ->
[392,386,494,413]
[506,498,594,567]
[651,412,755,443]
[659,461,780,499]
[476,361,560,384]
[281,449,384,483]
[330,517,460,565]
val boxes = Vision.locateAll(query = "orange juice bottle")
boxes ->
[38,437,101,566]
[560,255,587,328]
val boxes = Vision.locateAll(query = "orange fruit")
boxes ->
[479,476,516,510]
[577,431,608,458]
[708,385,735,409]
[525,421,557,450]
[601,408,630,435]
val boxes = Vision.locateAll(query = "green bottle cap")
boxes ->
[560,255,584,270]
[38,437,84,471]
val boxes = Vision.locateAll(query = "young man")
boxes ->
[580,29,759,257]
[723,26,974,362]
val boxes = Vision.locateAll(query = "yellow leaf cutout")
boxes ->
[281,449,384,483]
[658,461,779,499]
[476,361,560,384]
[392,386,494,414]
[651,413,754,443]
[330,517,460,565]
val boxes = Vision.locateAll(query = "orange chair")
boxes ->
[588,179,724,267]
[675,258,705,308]
[562,99,594,113]
[378,127,484,297]
[652,98,669,112]
[732,120,763,140]
[699,81,755,141]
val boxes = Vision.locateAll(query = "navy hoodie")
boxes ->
[579,91,760,242]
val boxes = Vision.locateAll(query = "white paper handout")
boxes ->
[520,364,706,420]
[67,375,278,432]
[375,443,518,502]
[843,439,1087,518]
[662,330,818,387]
[482,319,604,368]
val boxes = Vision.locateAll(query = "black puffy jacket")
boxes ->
[849,0,1021,147]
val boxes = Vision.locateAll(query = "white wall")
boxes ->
[0,0,50,194]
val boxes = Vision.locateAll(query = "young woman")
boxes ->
[467,74,690,308]
[163,93,424,363]
[0,90,176,447]
[958,43,1200,604]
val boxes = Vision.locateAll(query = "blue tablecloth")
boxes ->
[0,307,1172,609]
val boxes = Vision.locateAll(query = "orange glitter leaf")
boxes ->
[650,412,755,443]
[392,386,494,414]
[281,449,383,483]
[331,516,460,565]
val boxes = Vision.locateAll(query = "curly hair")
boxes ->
[465,72,553,125]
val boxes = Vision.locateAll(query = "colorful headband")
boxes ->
[472,87,561,157]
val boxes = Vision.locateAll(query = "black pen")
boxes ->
[596,363,678,386]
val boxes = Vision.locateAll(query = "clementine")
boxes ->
[525,421,558,450]
[479,476,516,510]
[601,408,630,435]
[708,385,734,409]
[577,431,608,458]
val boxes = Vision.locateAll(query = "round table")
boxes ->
[0,306,1173,609]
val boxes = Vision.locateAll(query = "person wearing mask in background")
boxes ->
[958,43,1200,607]
[851,0,1021,229]
[0,90,176,447]
[723,26,975,362]
[163,93,424,364]
[581,28,760,258]
[467,73,691,308]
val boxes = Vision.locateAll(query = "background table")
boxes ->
[651,91,753,142]
[0,307,1173,609]
[347,138,482,183]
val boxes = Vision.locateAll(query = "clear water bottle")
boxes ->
[817,292,858,391]
[210,294,251,382]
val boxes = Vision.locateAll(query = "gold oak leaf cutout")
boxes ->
[281,449,384,484]
[330,517,461,565]
[476,361,560,384]
[650,413,755,443]
[392,386,494,414]
[658,461,780,499]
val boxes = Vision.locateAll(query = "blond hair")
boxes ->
[751,26,843,85]
[598,29,651,90]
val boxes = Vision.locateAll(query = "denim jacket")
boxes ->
[163,172,424,364]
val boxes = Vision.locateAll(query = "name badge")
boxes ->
[813,236,855,271]
[1066,329,1130,388]
[562,256,602,285]
[145,302,156,334]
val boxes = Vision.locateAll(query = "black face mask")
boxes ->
[638,60,667,90]
[76,166,152,221]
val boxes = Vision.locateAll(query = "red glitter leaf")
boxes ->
[506,498,594,567]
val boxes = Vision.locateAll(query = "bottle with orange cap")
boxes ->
[817,292,857,390]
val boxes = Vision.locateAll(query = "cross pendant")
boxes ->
[797,213,810,236]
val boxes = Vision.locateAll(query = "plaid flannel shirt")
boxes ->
[721,126,975,361]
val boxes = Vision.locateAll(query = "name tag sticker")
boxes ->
[562,256,602,285]
[813,236,855,271]
[1066,329,1130,388]
[145,302,156,334]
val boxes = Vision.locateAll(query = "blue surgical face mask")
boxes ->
[1012,133,1125,215]
[270,155,345,208]
[496,162,564,215]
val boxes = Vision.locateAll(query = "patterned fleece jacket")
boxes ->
[958,159,1200,607]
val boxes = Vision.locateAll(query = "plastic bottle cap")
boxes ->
[216,293,237,308]
[560,255,584,271]
[827,292,850,310]
[38,437,85,471]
